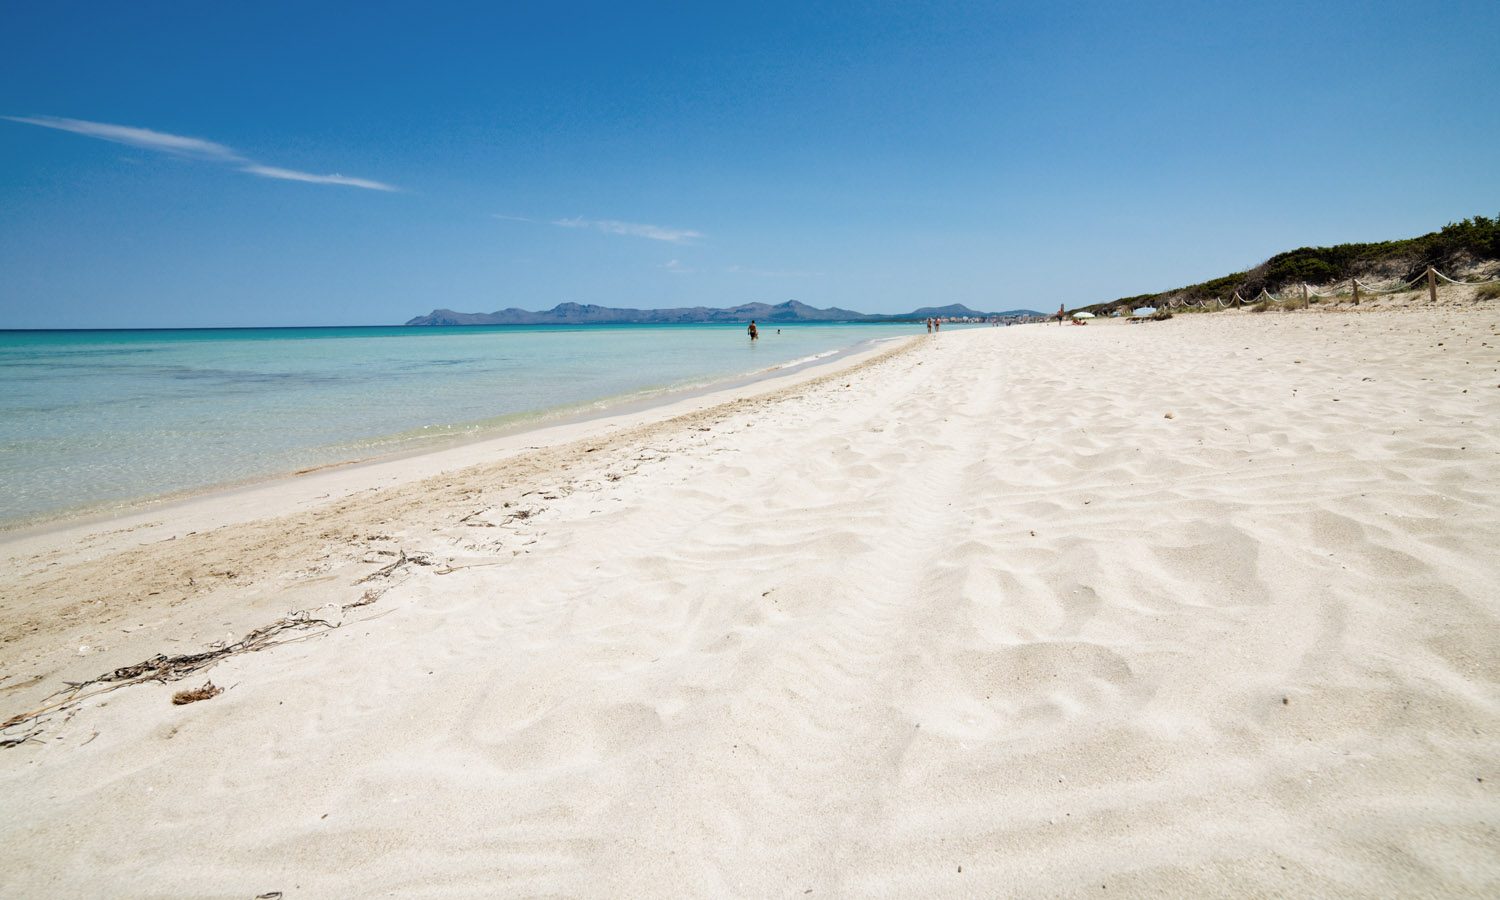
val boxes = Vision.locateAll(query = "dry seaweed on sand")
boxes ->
[343,588,382,609]
[353,548,432,584]
[0,726,42,748]
[171,681,223,705]
[87,611,334,686]
[0,611,335,739]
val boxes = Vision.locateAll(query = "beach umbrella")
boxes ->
[1132,306,1158,317]
[1072,311,1096,319]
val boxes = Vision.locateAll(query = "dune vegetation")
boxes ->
[1090,215,1500,311]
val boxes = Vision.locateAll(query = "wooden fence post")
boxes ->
[1427,267,1437,303]
[1301,283,1309,309]
[1352,279,1359,305]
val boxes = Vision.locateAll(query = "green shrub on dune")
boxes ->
[1082,215,1500,313]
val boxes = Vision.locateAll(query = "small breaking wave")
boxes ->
[774,349,840,370]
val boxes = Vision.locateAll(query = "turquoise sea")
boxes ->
[0,322,928,527]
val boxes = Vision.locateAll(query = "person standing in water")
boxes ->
[925,318,932,333]
[747,320,759,341]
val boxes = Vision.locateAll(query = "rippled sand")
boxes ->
[2,308,1497,896]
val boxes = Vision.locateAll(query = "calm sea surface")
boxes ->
[0,322,927,526]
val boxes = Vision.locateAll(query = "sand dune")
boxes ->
[2,308,1498,896]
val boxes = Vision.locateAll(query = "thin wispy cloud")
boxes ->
[552,216,702,243]
[491,213,535,222]
[728,264,823,278]
[660,259,693,274]
[240,164,397,192]
[3,114,398,191]
[3,115,243,161]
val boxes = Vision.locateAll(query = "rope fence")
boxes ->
[1121,266,1499,313]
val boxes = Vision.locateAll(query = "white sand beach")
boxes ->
[2,307,1498,896]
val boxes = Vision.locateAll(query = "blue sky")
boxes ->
[2,1,1497,327]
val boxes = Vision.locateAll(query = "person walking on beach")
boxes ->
[934,317,941,332]
[747,320,759,341]
[925,318,932,333]
[1057,303,1067,325]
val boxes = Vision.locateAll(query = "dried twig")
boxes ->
[0,726,41,748]
[91,612,334,686]
[343,589,380,610]
[456,508,492,525]
[353,549,432,584]
[355,549,410,583]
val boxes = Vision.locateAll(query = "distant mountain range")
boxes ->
[405,300,1044,326]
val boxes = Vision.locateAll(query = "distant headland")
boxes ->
[405,300,1044,326]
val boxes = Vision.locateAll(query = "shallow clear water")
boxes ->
[0,322,926,525]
